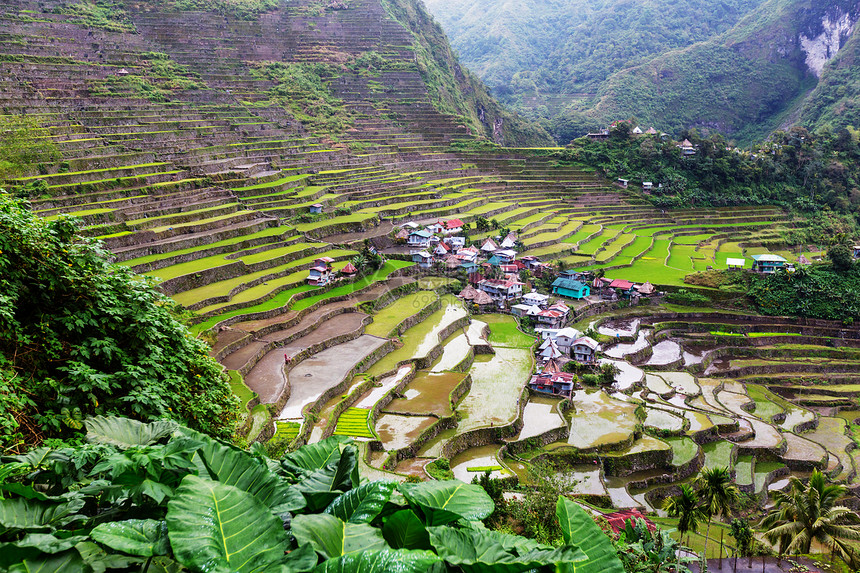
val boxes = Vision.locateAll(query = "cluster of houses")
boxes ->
[305,256,358,286]
[528,325,602,398]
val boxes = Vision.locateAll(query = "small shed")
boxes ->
[726,258,746,270]
[310,203,324,214]
[642,182,653,193]
[617,178,629,188]
[340,262,358,277]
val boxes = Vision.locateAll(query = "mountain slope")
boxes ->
[426,0,860,144]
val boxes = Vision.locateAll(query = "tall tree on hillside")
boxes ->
[696,467,740,561]
[761,470,860,567]
[663,483,704,548]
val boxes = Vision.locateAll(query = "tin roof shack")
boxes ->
[751,254,787,274]
[572,336,600,364]
[552,278,590,299]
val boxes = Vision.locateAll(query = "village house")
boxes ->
[726,258,746,270]
[551,278,590,299]
[677,139,696,156]
[535,307,566,329]
[408,229,432,249]
[501,232,518,249]
[447,236,466,250]
[442,218,464,234]
[751,254,787,274]
[434,242,451,257]
[477,277,523,304]
[529,360,575,398]
[572,336,600,363]
[307,256,335,286]
[522,292,550,307]
[554,327,582,354]
[495,249,517,263]
[481,238,499,254]
[412,251,434,269]
[608,279,636,298]
[340,262,358,278]
[455,246,479,264]
[642,182,653,193]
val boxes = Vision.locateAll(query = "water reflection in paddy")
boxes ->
[386,371,466,416]
[430,332,472,372]
[457,347,534,432]
[600,358,643,391]
[566,390,639,449]
[644,408,684,432]
[660,372,700,395]
[646,340,682,365]
[605,330,651,358]
[518,396,565,440]
[450,444,509,482]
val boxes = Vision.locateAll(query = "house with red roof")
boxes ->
[477,277,523,304]
[307,257,335,286]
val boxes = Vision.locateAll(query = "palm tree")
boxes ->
[696,467,740,560]
[761,470,860,567]
[663,483,705,548]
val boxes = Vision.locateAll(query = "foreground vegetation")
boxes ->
[0,194,238,452]
[0,416,623,572]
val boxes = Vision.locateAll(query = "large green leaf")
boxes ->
[281,436,355,476]
[556,497,625,573]
[381,510,430,550]
[312,549,440,573]
[428,525,586,573]
[90,519,169,557]
[84,416,177,449]
[291,514,387,560]
[7,549,87,573]
[182,428,305,513]
[397,480,494,526]
[293,447,359,512]
[12,447,69,469]
[324,481,396,524]
[0,497,85,531]
[166,475,289,572]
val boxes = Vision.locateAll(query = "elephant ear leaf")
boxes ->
[293,447,359,512]
[85,416,176,448]
[291,513,387,560]
[6,549,86,573]
[312,549,440,573]
[427,525,587,573]
[91,519,169,557]
[0,497,85,532]
[181,427,305,513]
[556,497,625,573]
[166,475,289,573]
[397,480,494,526]
[324,481,396,523]
[281,436,354,476]
[382,510,430,550]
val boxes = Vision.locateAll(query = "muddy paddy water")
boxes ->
[518,395,566,440]
[646,340,682,365]
[457,348,534,432]
[600,358,643,391]
[385,371,466,416]
[599,318,640,338]
[279,335,387,420]
[376,413,436,451]
[430,332,472,372]
[564,390,639,450]
[605,330,651,358]
[450,445,510,482]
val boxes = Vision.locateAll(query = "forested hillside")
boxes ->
[425,0,860,145]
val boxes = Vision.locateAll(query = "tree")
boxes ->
[730,518,754,569]
[828,243,854,272]
[663,484,704,548]
[696,467,740,561]
[0,194,238,449]
[761,470,860,567]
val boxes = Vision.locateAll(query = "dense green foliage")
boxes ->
[0,418,624,572]
[0,116,60,180]
[251,61,354,134]
[0,194,238,451]
[558,122,860,221]
[54,1,136,33]
[747,264,860,323]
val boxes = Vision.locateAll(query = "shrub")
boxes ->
[665,288,711,306]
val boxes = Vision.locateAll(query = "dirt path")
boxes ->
[241,312,369,404]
